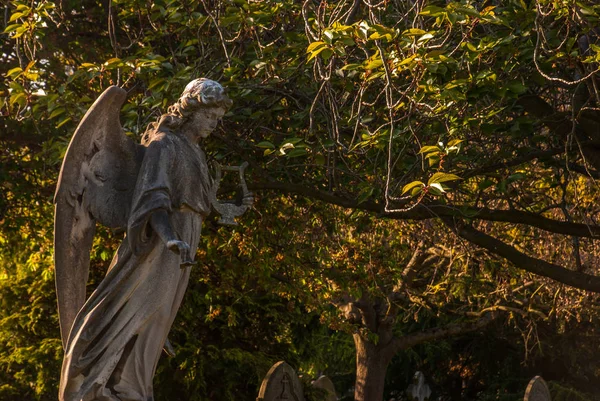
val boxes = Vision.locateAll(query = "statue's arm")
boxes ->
[149,210,196,267]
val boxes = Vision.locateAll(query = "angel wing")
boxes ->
[54,86,145,347]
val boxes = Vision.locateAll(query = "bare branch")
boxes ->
[388,309,499,354]
[444,218,600,293]
[250,181,600,239]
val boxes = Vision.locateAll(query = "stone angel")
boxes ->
[54,78,251,401]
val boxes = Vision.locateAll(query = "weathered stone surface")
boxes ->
[311,375,337,401]
[55,78,247,401]
[406,371,432,401]
[524,376,552,401]
[209,161,251,226]
[257,361,305,401]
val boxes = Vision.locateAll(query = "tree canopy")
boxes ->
[3,0,600,400]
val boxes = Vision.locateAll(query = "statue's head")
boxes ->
[168,78,233,119]
[143,78,232,144]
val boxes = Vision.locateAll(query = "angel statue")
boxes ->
[54,78,252,401]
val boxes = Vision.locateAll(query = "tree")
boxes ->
[4,0,600,400]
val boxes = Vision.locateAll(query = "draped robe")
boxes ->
[59,125,212,401]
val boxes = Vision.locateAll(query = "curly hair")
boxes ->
[143,78,232,144]
[167,78,233,120]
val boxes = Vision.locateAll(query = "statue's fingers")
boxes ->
[180,259,197,268]
[179,246,196,268]
[167,240,182,254]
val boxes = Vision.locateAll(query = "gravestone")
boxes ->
[257,361,305,401]
[406,371,432,401]
[311,375,337,401]
[524,376,552,401]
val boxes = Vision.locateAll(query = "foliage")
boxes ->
[4,0,600,400]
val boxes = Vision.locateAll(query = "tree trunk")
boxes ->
[353,333,393,401]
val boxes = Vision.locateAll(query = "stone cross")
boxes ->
[406,371,432,401]
[524,376,552,401]
[257,361,305,401]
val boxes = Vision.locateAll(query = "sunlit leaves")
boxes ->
[401,180,425,196]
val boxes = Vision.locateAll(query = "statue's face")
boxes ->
[187,106,226,139]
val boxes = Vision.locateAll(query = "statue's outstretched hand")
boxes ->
[242,192,254,207]
[167,240,196,267]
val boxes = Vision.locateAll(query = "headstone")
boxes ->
[524,376,552,401]
[257,361,305,401]
[406,371,431,401]
[311,375,337,401]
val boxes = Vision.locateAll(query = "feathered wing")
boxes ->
[54,86,145,347]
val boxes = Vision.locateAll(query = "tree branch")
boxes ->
[462,144,597,179]
[250,181,600,238]
[444,218,600,292]
[388,310,499,354]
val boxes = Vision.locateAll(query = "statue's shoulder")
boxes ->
[142,114,182,147]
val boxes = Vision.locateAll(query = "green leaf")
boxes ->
[9,92,27,107]
[364,58,383,70]
[418,33,434,43]
[427,154,440,166]
[456,6,480,18]
[357,186,374,204]
[12,26,28,39]
[285,137,304,145]
[420,5,445,16]
[418,145,441,154]
[478,179,495,190]
[428,183,446,195]
[104,57,122,67]
[9,12,27,22]
[307,41,326,53]
[256,141,275,149]
[56,117,72,128]
[279,142,295,155]
[507,81,527,94]
[369,32,392,41]
[401,181,425,195]
[403,28,427,36]
[427,172,462,185]
[307,43,331,61]
[320,49,334,62]
[341,63,361,71]
[49,108,65,119]
[6,67,23,78]
[397,55,417,66]
[3,24,21,33]
[286,148,308,158]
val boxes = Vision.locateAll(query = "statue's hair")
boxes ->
[168,78,233,120]
[143,78,232,144]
